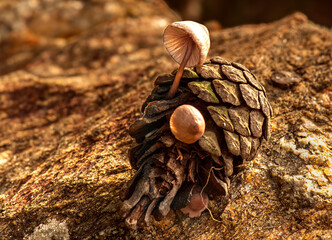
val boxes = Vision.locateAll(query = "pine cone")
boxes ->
[121,56,272,229]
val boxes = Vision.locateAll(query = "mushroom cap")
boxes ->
[163,21,210,67]
[170,104,206,144]
[180,185,209,218]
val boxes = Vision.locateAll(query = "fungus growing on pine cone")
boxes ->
[163,21,210,99]
[170,104,205,144]
[179,184,209,218]
[121,21,272,230]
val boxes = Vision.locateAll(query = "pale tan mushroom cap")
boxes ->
[170,104,206,144]
[163,21,210,67]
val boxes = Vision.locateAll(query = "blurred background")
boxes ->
[0,0,330,74]
[165,0,332,28]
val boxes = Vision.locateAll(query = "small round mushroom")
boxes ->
[164,21,210,99]
[180,185,209,218]
[170,104,205,144]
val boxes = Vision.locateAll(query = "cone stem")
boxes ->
[166,40,194,99]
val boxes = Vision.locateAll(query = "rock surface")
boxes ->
[0,0,331,239]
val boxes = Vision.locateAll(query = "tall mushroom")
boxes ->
[163,21,210,99]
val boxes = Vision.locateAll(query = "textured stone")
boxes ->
[271,71,302,88]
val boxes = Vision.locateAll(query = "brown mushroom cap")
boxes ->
[180,185,209,218]
[163,21,210,67]
[170,104,206,144]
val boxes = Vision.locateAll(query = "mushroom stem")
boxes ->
[166,40,194,99]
